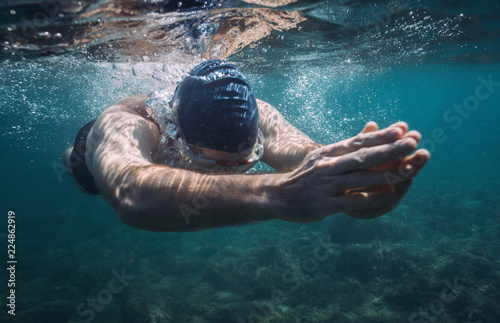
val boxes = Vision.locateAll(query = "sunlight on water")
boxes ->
[0,58,196,152]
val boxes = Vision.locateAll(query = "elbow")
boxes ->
[117,197,160,231]
[105,169,191,232]
[116,188,144,230]
[117,206,186,232]
[114,185,186,232]
[112,182,151,230]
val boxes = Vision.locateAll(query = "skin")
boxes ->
[65,94,429,232]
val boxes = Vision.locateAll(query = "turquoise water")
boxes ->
[1,0,500,322]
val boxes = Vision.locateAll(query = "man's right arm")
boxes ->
[86,97,285,231]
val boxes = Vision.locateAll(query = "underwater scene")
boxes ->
[1,0,500,322]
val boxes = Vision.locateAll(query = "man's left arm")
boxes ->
[257,100,421,175]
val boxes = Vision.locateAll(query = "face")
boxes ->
[184,130,264,173]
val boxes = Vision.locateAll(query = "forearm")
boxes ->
[257,100,322,171]
[109,165,284,232]
[263,138,322,172]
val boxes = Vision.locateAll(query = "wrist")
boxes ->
[263,173,290,221]
[304,142,323,155]
[262,173,287,220]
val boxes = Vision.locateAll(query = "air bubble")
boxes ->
[37,31,51,38]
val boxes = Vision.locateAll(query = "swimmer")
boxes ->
[62,59,429,232]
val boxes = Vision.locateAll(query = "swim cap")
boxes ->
[172,59,259,154]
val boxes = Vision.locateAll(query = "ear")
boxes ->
[62,147,74,176]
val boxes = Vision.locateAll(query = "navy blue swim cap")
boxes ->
[172,59,259,154]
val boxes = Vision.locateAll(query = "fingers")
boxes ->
[402,130,421,142]
[321,121,413,158]
[409,149,430,169]
[321,126,404,157]
[395,149,430,180]
[328,180,412,219]
[368,147,430,172]
[361,121,378,133]
[350,181,412,219]
[388,121,408,134]
[328,148,428,195]
[330,168,409,194]
[328,137,418,175]
[362,121,408,134]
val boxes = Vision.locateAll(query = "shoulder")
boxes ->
[257,98,273,111]
[106,94,149,116]
[88,94,161,156]
[97,94,160,130]
[257,99,282,117]
[115,94,148,108]
[86,95,162,184]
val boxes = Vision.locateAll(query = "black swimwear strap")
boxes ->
[70,120,100,195]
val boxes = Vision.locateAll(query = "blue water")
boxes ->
[1,0,500,322]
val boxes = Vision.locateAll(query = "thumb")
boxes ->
[361,121,378,133]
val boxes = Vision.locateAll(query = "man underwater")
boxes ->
[62,59,429,231]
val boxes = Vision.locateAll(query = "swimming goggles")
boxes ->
[184,130,264,173]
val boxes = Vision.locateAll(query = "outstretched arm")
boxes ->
[87,96,428,232]
[86,96,282,232]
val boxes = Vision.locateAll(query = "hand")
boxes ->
[276,122,430,222]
